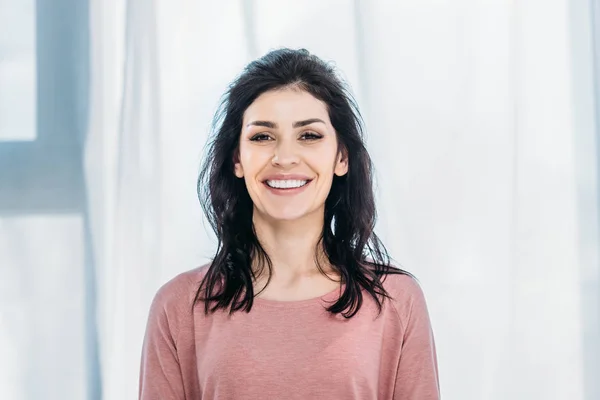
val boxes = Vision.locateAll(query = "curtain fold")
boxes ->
[84,0,161,398]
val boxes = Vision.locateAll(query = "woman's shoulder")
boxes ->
[149,263,211,317]
[378,267,430,322]
[380,267,423,296]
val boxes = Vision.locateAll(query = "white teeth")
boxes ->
[266,179,308,189]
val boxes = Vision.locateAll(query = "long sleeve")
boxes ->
[139,285,187,400]
[393,280,440,399]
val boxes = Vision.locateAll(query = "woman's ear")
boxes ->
[233,149,244,178]
[334,148,348,177]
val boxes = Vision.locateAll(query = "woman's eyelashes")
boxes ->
[249,133,272,142]
[248,131,323,142]
[300,131,323,141]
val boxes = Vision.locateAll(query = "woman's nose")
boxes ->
[271,140,300,167]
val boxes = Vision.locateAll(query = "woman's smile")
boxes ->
[263,178,313,196]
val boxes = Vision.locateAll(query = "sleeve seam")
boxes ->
[388,276,416,337]
[172,273,197,349]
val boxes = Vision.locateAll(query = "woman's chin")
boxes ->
[265,211,307,222]
[253,203,324,224]
[257,207,316,223]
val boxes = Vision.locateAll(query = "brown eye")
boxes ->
[250,133,272,142]
[300,132,323,141]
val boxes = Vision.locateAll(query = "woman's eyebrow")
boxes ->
[293,118,326,128]
[246,120,277,129]
[245,118,326,129]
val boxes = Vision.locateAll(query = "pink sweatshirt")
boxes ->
[139,265,440,399]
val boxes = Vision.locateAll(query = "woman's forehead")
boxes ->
[243,88,330,125]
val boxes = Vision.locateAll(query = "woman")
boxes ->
[139,48,440,400]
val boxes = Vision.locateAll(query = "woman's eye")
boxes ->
[250,133,272,142]
[300,132,323,141]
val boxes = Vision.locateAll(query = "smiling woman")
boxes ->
[139,48,440,400]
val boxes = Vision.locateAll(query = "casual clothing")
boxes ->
[139,265,440,399]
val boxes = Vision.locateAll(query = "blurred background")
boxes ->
[1,0,599,399]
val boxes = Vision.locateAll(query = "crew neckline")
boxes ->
[252,283,346,308]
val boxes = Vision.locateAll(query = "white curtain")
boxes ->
[2,0,597,399]
[86,0,600,398]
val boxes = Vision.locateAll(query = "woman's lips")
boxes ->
[263,180,312,196]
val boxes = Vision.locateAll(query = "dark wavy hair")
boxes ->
[194,48,413,318]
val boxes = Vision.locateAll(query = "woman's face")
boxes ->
[235,88,348,223]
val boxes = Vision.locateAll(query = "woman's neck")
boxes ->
[250,210,336,281]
